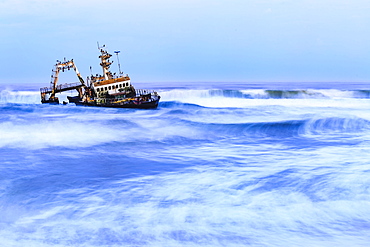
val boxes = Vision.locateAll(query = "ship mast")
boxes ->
[98,45,113,80]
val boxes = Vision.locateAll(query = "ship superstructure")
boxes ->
[40,45,160,109]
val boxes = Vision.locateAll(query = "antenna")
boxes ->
[114,50,122,75]
[97,42,105,50]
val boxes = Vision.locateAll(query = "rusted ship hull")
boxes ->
[68,96,160,109]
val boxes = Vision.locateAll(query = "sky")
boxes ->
[1,0,370,85]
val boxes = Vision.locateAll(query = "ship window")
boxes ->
[125,83,128,87]
[119,84,122,88]
[112,85,115,89]
[105,87,107,91]
[108,86,111,90]
[96,88,100,92]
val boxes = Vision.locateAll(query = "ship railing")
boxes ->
[135,89,156,96]
[40,82,83,94]
[112,73,129,79]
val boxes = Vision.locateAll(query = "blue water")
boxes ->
[1,82,370,246]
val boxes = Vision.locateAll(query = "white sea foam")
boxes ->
[0,88,367,106]
[160,89,370,109]
[0,114,203,149]
[0,90,40,104]
[1,97,369,149]
[1,85,370,246]
[311,89,356,99]
[4,155,370,246]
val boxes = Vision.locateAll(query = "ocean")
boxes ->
[0,82,370,246]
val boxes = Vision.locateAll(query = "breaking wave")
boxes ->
[0,101,368,148]
[160,88,370,101]
[179,116,370,142]
[0,90,40,104]
[2,88,370,105]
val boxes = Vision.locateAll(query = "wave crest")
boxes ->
[1,88,370,105]
[160,89,370,101]
[187,116,370,140]
[0,90,40,104]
